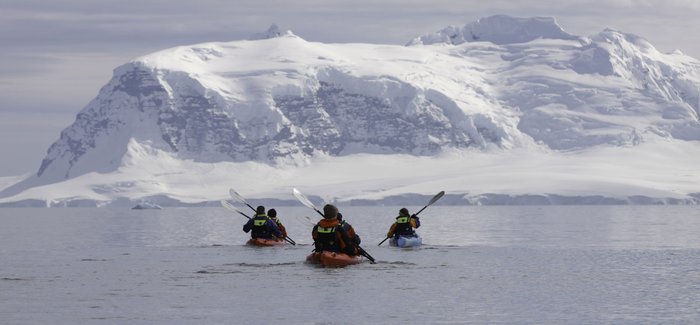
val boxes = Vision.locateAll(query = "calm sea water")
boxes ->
[1,206,699,324]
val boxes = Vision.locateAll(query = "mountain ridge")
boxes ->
[1,15,699,206]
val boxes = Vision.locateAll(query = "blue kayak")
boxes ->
[390,234,422,248]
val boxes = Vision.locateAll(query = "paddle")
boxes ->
[378,190,445,246]
[292,188,324,217]
[229,188,257,213]
[220,199,296,245]
[414,190,445,215]
[292,188,376,264]
[221,199,251,220]
[228,188,296,245]
[377,236,391,246]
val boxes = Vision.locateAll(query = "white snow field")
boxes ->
[1,16,698,206]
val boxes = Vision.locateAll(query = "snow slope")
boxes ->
[1,15,699,206]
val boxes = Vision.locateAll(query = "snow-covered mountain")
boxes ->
[2,15,699,207]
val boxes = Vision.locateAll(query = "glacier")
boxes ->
[1,15,699,207]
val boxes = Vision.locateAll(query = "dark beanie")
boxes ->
[399,208,409,216]
[323,204,338,219]
[256,206,265,214]
[268,209,277,217]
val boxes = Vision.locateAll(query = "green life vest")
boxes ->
[395,215,413,235]
[317,226,336,234]
[251,214,272,238]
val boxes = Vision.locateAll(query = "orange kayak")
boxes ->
[306,251,363,267]
[246,238,285,246]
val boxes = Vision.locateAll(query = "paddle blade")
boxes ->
[220,200,251,219]
[229,188,257,212]
[414,191,446,216]
[428,191,445,206]
[220,199,236,211]
[229,188,246,203]
[293,188,316,210]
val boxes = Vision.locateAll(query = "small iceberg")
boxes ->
[131,201,162,210]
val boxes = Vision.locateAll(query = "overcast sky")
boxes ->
[1,0,699,177]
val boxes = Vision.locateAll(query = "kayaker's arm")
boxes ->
[277,222,288,237]
[410,215,420,228]
[243,219,254,233]
[386,223,397,238]
[268,220,283,238]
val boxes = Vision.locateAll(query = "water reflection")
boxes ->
[98,208,244,247]
[2,205,699,249]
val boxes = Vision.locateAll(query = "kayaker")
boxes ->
[267,208,288,239]
[243,205,283,240]
[312,204,358,256]
[386,208,420,239]
[337,212,361,245]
